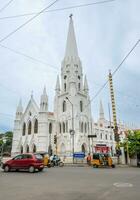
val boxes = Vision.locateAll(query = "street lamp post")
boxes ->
[66,97,75,164]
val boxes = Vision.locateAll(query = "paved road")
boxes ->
[0,167,139,200]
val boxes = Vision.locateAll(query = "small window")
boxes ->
[81,122,84,133]
[85,123,87,133]
[28,121,32,135]
[80,101,83,112]
[64,83,66,92]
[78,76,80,80]
[63,122,65,133]
[66,121,68,132]
[49,123,52,134]
[59,123,61,133]
[34,119,38,133]
[64,75,67,79]
[100,133,102,139]
[105,134,107,140]
[78,83,80,91]
[22,123,26,136]
[63,100,66,112]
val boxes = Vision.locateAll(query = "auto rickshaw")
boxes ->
[91,153,115,168]
[38,152,51,168]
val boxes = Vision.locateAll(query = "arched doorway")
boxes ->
[26,145,29,153]
[21,145,23,153]
[33,144,36,153]
[60,143,66,155]
[81,143,87,154]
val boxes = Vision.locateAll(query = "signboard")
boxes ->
[95,146,109,153]
[73,152,85,159]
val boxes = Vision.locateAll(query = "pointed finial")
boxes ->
[55,75,60,91]
[43,86,46,95]
[16,98,23,113]
[31,90,33,98]
[64,14,78,58]
[84,75,89,91]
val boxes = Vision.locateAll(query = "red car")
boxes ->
[2,153,44,173]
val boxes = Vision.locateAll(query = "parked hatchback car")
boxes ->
[2,153,44,173]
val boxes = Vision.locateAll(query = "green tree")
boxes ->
[0,131,13,156]
[127,130,140,158]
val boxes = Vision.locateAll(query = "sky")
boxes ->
[0,0,140,132]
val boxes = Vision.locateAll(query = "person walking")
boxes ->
[87,153,91,166]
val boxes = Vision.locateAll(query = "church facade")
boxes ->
[11,17,116,157]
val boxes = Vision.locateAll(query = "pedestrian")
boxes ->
[87,153,91,166]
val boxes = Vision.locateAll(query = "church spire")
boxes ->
[16,99,23,113]
[55,75,60,92]
[99,100,105,120]
[84,75,89,92]
[16,98,23,119]
[40,86,48,112]
[64,14,78,59]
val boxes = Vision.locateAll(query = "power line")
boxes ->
[0,0,117,20]
[0,0,14,13]
[0,44,58,71]
[0,0,60,43]
[82,39,140,113]
[0,112,14,118]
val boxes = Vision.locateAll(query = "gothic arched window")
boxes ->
[34,119,38,134]
[59,123,61,133]
[100,133,102,139]
[26,145,29,153]
[63,100,66,112]
[33,144,36,153]
[49,123,52,134]
[22,123,26,136]
[78,83,80,91]
[81,122,84,133]
[66,121,68,132]
[80,101,83,112]
[64,83,66,92]
[85,123,87,133]
[28,121,32,135]
[63,122,65,133]
[21,146,23,153]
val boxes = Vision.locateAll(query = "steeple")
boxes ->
[84,75,89,92]
[99,100,105,120]
[64,14,79,59]
[55,75,60,93]
[40,86,48,112]
[16,99,23,119]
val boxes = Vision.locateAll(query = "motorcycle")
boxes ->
[50,156,64,167]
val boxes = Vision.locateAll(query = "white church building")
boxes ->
[11,16,117,157]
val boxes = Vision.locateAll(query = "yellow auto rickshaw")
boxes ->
[91,153,115,168]
[38,152,51,168]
